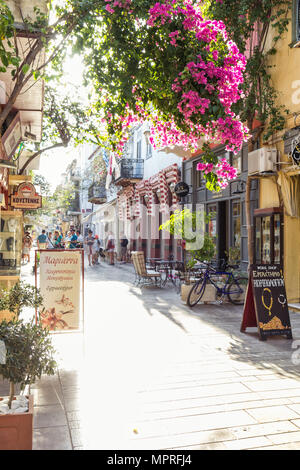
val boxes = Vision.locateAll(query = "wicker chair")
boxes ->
[131,251,162,287]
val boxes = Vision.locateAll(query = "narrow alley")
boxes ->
[24,261,300,451]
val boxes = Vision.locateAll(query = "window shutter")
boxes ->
[291,0,300,47]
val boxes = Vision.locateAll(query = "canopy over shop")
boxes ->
[117,163,182,260]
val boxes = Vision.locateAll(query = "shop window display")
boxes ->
[0,211,22,275]
[232,201,241,248]
[253,208,283,266]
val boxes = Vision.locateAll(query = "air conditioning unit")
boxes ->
[248,148,277,175]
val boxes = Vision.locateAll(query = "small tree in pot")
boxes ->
[0,282,57,449]
[0,281,43,320]
[0,319,57,410]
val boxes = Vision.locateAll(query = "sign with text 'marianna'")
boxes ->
[11,182,42,209]
[39,251,82,331]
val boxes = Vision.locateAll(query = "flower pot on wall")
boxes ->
[0,395,33,450]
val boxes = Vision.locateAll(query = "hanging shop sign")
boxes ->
[37,250,84,331]
[241,264,292,341]
[174,181,189,198]
[11,182,42,209]
[1,112,22,160]
[291,141,300,165]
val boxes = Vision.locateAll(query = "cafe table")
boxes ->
[152,260,182,287]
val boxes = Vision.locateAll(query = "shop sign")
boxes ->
[11,182,42,209]
[174,181,189,198]
[241,264,292,341]
[291,140,300,165]
[38,250,83,331]
[1,112,22,160]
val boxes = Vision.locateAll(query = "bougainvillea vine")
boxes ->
[86,0,248,191]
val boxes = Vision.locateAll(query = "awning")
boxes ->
[277,170,300,218]
[118,163,180,220]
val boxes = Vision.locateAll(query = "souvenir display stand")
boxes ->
[0,210,23,322]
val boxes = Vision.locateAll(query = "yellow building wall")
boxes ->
[258,6,300,303]
[260,178,300,302]
[265,7,300,140]
[284,216,300,302]
[259,179,279,208]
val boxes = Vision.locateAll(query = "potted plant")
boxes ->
[226,246,241,266]
[182,234,216,303]
[0,281,43,322]
[0,282,57,450]
[159,209,216,302]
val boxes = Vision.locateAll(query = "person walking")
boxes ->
[120,233,129,263]
[85,230,95,266]
[92,235,100,265]
[37,230,47,250]
[106,231,115,265]
[22,231,33,263]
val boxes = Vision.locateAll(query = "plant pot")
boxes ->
[181,283,217,304]
[200,284,216,302]
[0,395,33,450]
[181,283,194,303]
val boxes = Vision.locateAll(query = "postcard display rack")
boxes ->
[253,207,283,266]
[0,210,22,277]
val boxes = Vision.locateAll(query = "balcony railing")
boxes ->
[88,183,107,204]
[114,158,144,186]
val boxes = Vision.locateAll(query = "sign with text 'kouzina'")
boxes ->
[241,265,292,341]
[39,250,82,331]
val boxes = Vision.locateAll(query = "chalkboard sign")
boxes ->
[241,264,292,341]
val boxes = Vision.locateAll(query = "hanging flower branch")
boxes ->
[84,0,248,191]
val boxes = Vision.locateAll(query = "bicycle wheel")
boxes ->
[187,279,206,307]
[227,277,248,305]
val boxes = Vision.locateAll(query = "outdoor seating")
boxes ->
[131,252,162,287]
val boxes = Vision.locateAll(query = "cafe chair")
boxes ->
[131,251,162,288]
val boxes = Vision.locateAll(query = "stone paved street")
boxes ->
[3,259,300,450]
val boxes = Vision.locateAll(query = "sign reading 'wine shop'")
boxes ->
[241,264,292,341]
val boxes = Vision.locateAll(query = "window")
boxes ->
[231,152,241,175]
[207,204,217,257]
[194,160,206,187]
[127,137,134,158]
[232,201,241,248]
[137,140,142,160]
[136,131,142,160]
[291,0,300,47]
[146,141,152,159]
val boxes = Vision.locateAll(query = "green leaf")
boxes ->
[22,63,30,75]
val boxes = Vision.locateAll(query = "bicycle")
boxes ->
[187,261,248,307]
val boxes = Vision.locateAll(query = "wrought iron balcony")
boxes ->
[88,183,107,204]
[113,158,144,186]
